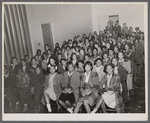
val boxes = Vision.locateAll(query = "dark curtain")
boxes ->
[4,4,33,65]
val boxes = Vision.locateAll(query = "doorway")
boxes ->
[41,23,54,50]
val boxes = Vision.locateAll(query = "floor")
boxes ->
[4,68,145,113]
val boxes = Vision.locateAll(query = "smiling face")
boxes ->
[103,54,108,60]
[85,55,90,61]
[85,64,91,72]
[96,60,102,67]
[118,52,124,60]
[93,49,98,55]
[72,54,77,60]
[112,58,118,66]
[21,60,26,66]
[31,58,37,66]
[68,64,74,72]
[106,65,113,74]
[61,60,66,66]
[78,62,83,68]
[12,58,17,65]
[80,49,84,55]
[50,66,56,74]
[50,58,55,65]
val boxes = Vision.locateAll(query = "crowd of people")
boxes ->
[4,21,145,113]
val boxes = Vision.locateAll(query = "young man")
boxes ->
[57,58,67,74]
[122,23,128,34]
[63,63,80,102]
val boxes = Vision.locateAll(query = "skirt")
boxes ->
[102,91,116,109]
[127,74,133,91]
[77,92,99,106]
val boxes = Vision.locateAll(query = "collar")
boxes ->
[107,73,113,78]
[84,71,91,77]
[118,58,124,63]
[68,71,73,76]
[103,58,109,61]
[32,64,37,68]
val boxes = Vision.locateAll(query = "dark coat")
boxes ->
[57,65,66,74]
[63,71,80,101]
[100,73,124,113]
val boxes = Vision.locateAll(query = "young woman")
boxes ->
[57,58,67,74]
[69,53,78,69]
[74,61,99,113]
[108,49,115,60]
[84,53,91,63]
[94,43,102,57]
[118,52,132,96]
[93,58,106,82]
[79,48,85,60]
[63,63,80,102]
[43,65,65,113]
[76,60,84,74]
[48,57,58,70]
[91,64,124,113]
[102,52,111,66]
[114,45,119,57]
[91,47,99,65]
[87,47,93,57]
[112,57,128,103]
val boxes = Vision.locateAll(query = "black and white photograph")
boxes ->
[2,2,148,121]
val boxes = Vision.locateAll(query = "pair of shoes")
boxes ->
[9,103,14,113]
[34,104,41,113]
[23,104,28,112]
[91,108,97,114]
[67,108,73,113]
[15,101,20,112]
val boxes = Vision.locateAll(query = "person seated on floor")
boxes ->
[58,86,76,113]
[74,61,99,113]
[43,65,65,113]
[91,63,124,113]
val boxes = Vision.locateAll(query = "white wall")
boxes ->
[91,4,144,33]
[26,4,93,55]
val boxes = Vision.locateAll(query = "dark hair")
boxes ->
[60,58,67,64]
[106,63,115,69]
[94,58,103,65]
[102,52,108,58]
[87,47,93,52]
[30,57,36,62]
[44,44,49,49]
[24,55,29,58]
[111,57,118,64]
[84,53,91,60]
[36,49,41,54]
[79,47,85,52]
[70,53,77,60]
[83,61,93,71]
[104,63,115,73]
[47,49,52,52]
[10,56,17,63]
[49,57,56,65]
[47,65,57,74]
[66,62,74,71]
[77,60,84,67]
[93,47,98,52]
